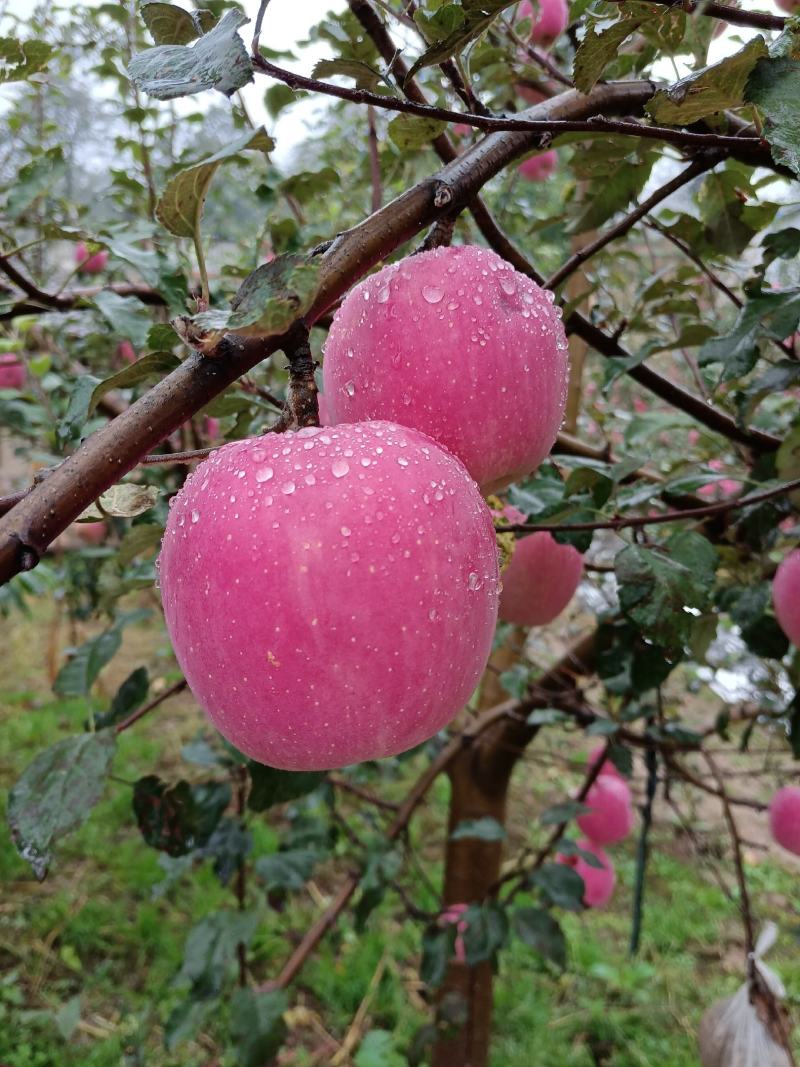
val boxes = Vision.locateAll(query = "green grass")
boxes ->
[2,604,799,1066]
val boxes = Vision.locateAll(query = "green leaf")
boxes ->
[5,150,66,217]
[8,731,116,879]
[462,902,508,966]
[54,615,140,697]
[355,1030,405,1067]
[0,35,55,82]
[574,17,648,95]
[128,8,253,100]
[279,167,340,203]
[513,907,567,968]
[247,762,324,811]
[58,374,101,445]
[388,114,447,150]
[264,82,299,117]
[141,2,204,45]
[616,532,717,649]
[117,523,164,566]
[132,776,231,856]
[226,253,322,336]
[746,56,800,178]
[530,863,586,911]
[255,848,318,890]
[539,801,590,826]
[91,291,152,351]
[92,667,149,730]
[568,138,657,234]
[178,910,259,998]
[54,995,82,1040]
[229,987,288,1067]
[420,926,452,988]
[312,57,383,92]
[450,816,506,841]
[155,127,273,238]
[647,37,768,124]
[165,998,214,1051]
[89,351,181,414]
[406,0,514,79]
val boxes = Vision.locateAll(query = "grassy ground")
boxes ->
[1,602,799,1066]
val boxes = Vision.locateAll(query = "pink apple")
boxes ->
[688,429,700,446]
[117,340,137,364]
[518,150,558,181]
[0,353,25,389]
[697,458,742,501]
[323,246,569,493]
[558,838,616,907]
[576,776,634,845]
[517,0,569,45]
[769,785,800,855]
[773,549,800,646]
[75,242,108,274]
[498,521,582,626]
[588,744,624,780]
[452,123,472,137]
[159,421,501,770]
[204,416,221,440]
[439,902,468,963]
[76,521,107,544]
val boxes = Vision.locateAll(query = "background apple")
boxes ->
[576,776,634,845]
[75,241,108,273]
[0,353,25,389]
[773,549,800,646]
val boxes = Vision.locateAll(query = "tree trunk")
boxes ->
[431,633,597,1067]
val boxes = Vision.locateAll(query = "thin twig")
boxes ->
[114,678,187,734]
[704,752,754,959]
[252,0,271,55]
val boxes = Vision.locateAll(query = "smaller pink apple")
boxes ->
[557,839,616,908]
[204,416,220,440]
[588,745,624,781]
[633,397,648,414]
[75,242,108,274]
[452,123,472,137]
[117,340,136,364]
[518,150,558,182]
[516,82,546,105]
[498,520,583,627]
[697,459,742,501]
[518,0,569,45]
[688,429,700,446]
[0,353,25,390]
[769,785,800,855]
[576,776,634,845]
[773,549,800,647]
[76,521,107,545]
[439,902,468,963]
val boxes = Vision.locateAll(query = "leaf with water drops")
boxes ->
[8,730,117,879]
[127,9,253,100]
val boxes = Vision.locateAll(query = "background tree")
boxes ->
[1,0,800,1065]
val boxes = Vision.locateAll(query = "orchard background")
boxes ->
[2,0,800,1064]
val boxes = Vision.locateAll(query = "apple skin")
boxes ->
[498,507,583,626]
[76,521,107,544]
[439,903,468,963]
[204,416,221,440]
[0,353,25,389]
[75,241,109,274]
[517,0,569,45]
[452,123,472,137]
[518,150,558,181]
[323,245,569,493]
[697,458,742,501]
[117,340,137,364]
[576,776,634,845]
[769,785,800,855]
[158,420,501,770]
[557,838,616,907]
[773,550,800,647]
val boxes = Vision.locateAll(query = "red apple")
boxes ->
[0,353,25,389]
[517,0,568,45]
[452,123,472,137]
[776,0,800,12]
[159,421,501,770]
[76,521,107,544]
[323,245,569,493]
[204,416,221,440]
[518,150,558,182]
[773,549,800,647]
[769,785,800,855]
[117,340,137,364]
[576,776,634,845]
[697,459,742,501]
[557,838,616,907]
[498,518,582,625]
[75,241,108,274]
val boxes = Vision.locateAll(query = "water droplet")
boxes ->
[468,572,482,591]
[305,473,316,486]
[255,466,274,483]
[499,275,516,296]
[341,526,351,537]
[191,510,200,524]
[252,448,266,462]
[428,608,439,622]
[422,285,444,305]
[332,459,350,478]
[377,286,390,303]
[345,380,356,397]
[397,457,409,467]
[282,481,296,495]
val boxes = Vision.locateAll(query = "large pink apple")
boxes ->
[557,838,616,907]
[769,785,800,855]
[323,246,569,493]
[498,507,582,626]
[518,150,558,182]
[0,353,25,389]
[773,550,800,647]
[576,776,634,845]
[517,0,569,45]
[159,420,501,770]
[75,241,108,274]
